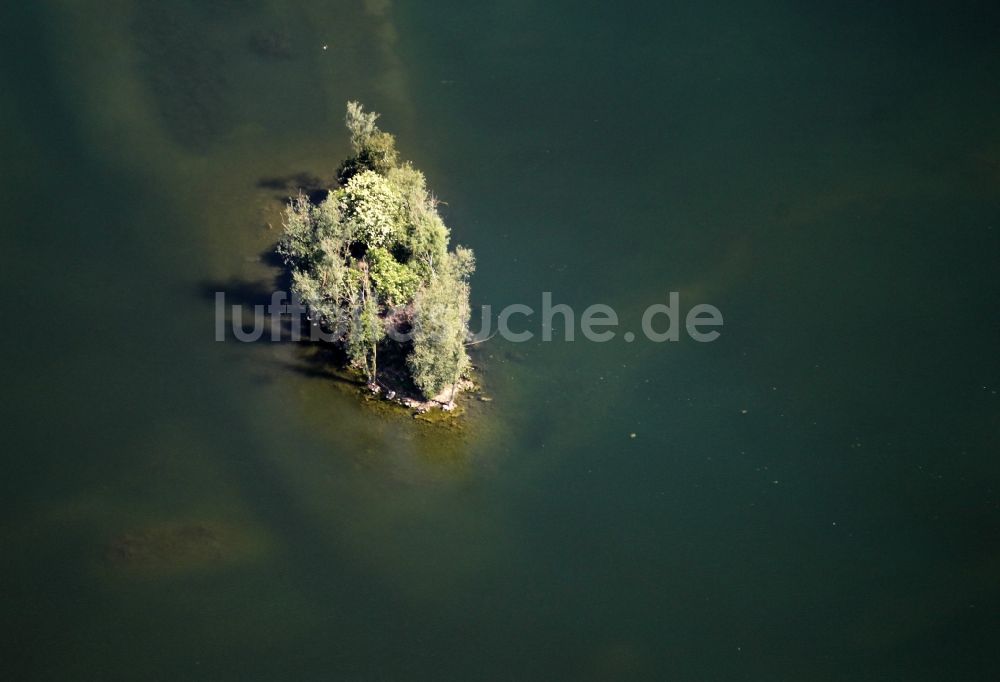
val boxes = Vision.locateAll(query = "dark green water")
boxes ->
[2,1,999,679]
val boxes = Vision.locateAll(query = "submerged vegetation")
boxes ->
[278,102,475,409]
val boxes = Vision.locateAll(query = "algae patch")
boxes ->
[103,520,270,579]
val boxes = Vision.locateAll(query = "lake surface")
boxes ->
[2,1,999,679]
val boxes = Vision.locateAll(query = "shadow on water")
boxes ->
[257,172,330,205]
[199,245,289,310]
[200,277,278,310]
[200,236,444,405]
[257,172,325,193]
[199,246,366,390]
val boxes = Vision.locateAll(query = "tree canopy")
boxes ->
[277,102,475,404]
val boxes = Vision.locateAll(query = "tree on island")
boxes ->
[277,102,475,408]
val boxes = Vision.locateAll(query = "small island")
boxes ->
[277,102,476,412]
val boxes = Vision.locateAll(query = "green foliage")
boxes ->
[387,163,428,212]
[279,191,355,331]
[346,101,379,149]
[346,271,384,383]
[339,101,399,181]
[276,192,319,266]
[452,246,476,280]
[313,194,350,243]
[368,247,420,306]
[279,102,475,401]
[336,170,405,249]
[386,163,449,272]
[408,251,475,400]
